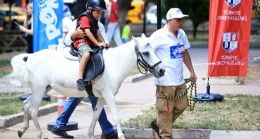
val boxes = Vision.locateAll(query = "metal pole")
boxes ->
[142,0,147,35]
[157,0,161,29]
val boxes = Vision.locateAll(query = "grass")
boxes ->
[247,67,260,79]
[123,94,260,131]
[0,60,11,78]
[0,92,57,116]
[130,65,146,75]
[0,60,57,116]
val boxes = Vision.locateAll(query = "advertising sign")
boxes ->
[208,0,253,77]
[33,0,63,52]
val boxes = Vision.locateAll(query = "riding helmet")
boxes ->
[86,0,107,11]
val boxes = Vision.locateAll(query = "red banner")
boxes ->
[208,0,253,77]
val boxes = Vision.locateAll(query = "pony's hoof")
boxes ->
[18,130,23,138]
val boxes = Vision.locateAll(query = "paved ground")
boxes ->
[0,48,259,139]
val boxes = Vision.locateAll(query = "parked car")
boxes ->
[126,0,144,24]
[0,6,26,24]
[146,5,166,25]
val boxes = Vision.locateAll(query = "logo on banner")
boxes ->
[222,32,239,53]
[224,0,241,8]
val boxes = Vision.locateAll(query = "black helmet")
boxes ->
[87,0,107,11]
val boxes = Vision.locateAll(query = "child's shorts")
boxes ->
[78,43,93,56]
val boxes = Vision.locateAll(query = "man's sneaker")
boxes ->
[77,79,86,91]
[150,119,160,138]
[51,126,74,138]
[101,130,118,139]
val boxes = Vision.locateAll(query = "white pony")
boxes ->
[10,34,165,139]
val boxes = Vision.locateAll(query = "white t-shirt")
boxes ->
[64,20,108,46]
[150,25,190,86]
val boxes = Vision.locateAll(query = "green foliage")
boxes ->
[253,0,260,19]
[162,0,210,39]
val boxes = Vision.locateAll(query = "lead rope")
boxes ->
[158,78,197,111]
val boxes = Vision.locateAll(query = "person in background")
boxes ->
[63,3,74,36]
[18,2,33,53]
[149,8,197,139]
[0,13,4,31]
[64,0,76,17]
[121,19,131,43]
[56,3,74,51]
[106,0,122,46]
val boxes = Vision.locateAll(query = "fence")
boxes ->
[0,30,27,53]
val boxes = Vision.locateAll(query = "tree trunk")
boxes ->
[193,24,198,39]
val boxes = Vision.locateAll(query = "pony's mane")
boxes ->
[103,39,136,59]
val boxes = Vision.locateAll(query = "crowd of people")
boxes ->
[17,0,197,139]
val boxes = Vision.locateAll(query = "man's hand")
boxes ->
[71,25,85,41]
[190,72,197,81]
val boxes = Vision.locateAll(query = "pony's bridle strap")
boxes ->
[135,45,161,74]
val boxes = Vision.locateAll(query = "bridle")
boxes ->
[135,45,162,74]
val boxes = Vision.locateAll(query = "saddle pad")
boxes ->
[78,47,105,81]
[62,47,78,61]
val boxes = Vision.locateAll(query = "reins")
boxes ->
[160,78,197,111]
[136,52,162,74]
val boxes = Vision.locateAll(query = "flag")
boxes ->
[208,0,253,77]
[33,0,63,52]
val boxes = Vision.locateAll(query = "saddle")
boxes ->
[70,46,105,95]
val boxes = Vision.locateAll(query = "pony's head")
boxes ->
[133,34,165,78]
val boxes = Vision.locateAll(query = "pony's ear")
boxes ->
[141,33,146,39]
[132,35,139,45]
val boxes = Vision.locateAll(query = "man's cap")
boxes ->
[166,8,189,20]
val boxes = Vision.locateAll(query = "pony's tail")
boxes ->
[10,53,30,85]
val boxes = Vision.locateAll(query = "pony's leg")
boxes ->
[103,92,125,139]
[88,99,105,139]
[29,85,48,139]
[18,96,32,138]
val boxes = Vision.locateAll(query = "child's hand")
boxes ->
[97,42,106,47]
[104,42,110,48]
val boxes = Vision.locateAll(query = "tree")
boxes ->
[162,0,209,39]
[253,0,260,19]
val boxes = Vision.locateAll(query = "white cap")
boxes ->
[166,8,189,20]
